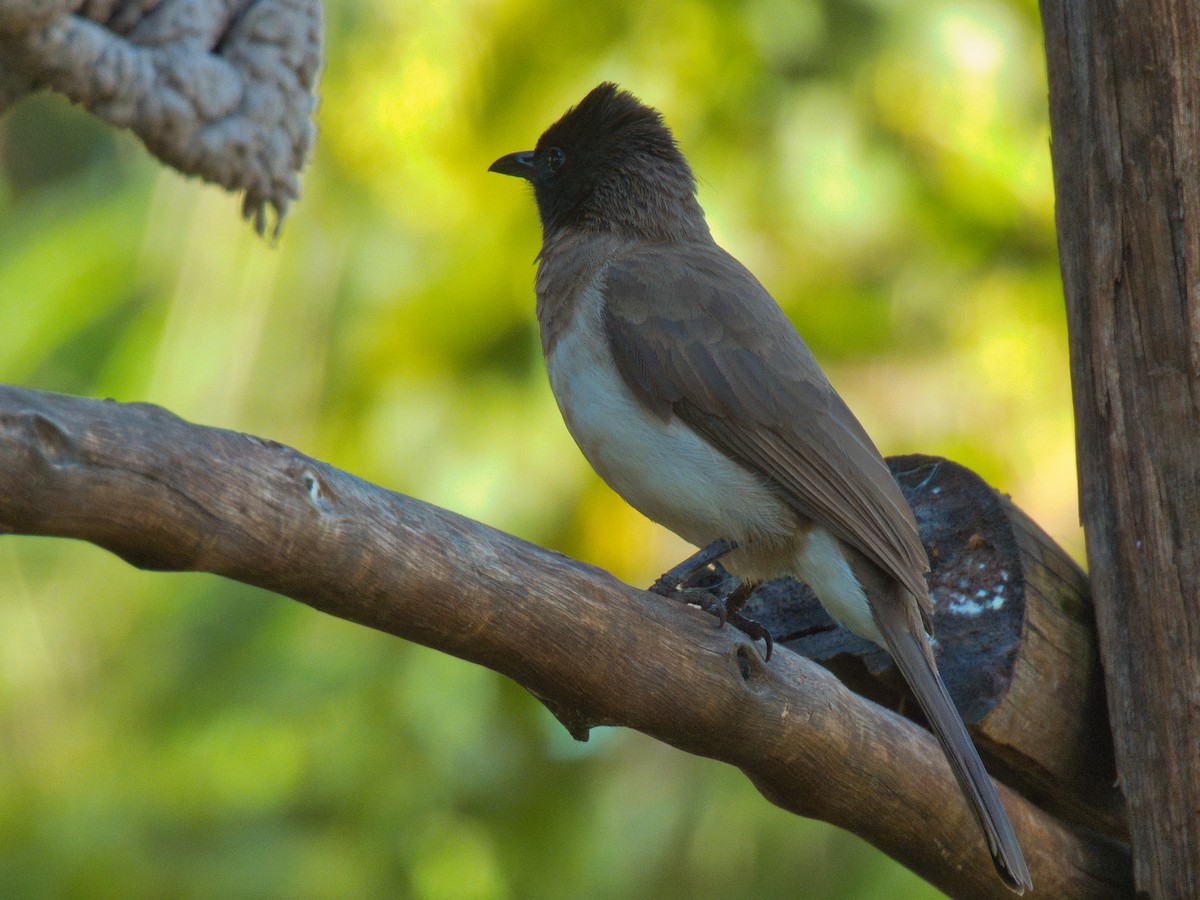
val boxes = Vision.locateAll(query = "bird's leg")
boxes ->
[649,540,773,660]
[649,539,738,627]
[649,538,737,595]
[723,580,773,662]
[673,575,774,662]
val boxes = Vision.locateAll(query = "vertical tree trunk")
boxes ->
[1041,1,1200,895]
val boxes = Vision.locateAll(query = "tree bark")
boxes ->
[1041,1,1200,895]
[0,384,1130,899]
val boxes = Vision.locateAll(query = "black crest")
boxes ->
[536,83,682,165]
[526,84,703,240]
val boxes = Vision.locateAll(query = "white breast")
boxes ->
[544,281,795,563]
[542,274,881,644]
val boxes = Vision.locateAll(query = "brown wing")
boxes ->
[601,243,931,607]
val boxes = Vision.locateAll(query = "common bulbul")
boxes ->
[490,83,1032,893]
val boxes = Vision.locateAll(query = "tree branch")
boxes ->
[0,0,322,233]
[0,385,1130,898]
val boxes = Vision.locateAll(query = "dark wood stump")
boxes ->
[743,454,1125,841]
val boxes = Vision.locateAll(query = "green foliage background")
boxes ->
[0,1,1078,897]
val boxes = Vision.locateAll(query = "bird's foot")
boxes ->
[726,610,774,662]
[676,585,732,627]
[676,584,773,661]
[649,545,773,661]
[649,538,737,596]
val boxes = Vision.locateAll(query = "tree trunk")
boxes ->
[1040,1,1200,895]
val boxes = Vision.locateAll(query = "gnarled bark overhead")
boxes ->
[0,0,322,233]
[0,384,1132,899]
[1041,1,1200,895]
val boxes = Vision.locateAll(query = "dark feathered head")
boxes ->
[490,83,708,242]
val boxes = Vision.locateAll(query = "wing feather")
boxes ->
[601,243,930,607]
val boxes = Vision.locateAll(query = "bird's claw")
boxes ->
[683,588,729,628]
[727,611,774,662]
[650,566,773,660]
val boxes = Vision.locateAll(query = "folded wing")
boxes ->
[601,243,931,613]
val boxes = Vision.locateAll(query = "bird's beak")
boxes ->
[488,150,536,180]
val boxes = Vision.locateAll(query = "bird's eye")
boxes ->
[546,147,566,173]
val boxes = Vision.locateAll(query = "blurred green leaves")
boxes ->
[0,0,1074,897]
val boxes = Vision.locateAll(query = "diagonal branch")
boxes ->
[0,384,1130,899]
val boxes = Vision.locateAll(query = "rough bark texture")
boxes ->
[0,384,1131,899]
[748,456,1124,842]
[1041,1,1200,895]
[0,0,322,232]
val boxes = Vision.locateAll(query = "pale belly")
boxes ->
[542,282,882,644]
[545,293,797,576]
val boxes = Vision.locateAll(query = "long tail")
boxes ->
[875,595,1033,894]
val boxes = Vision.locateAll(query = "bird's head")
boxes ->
[489,83,707,242]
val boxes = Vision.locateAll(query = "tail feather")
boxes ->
[876,598,1033,894]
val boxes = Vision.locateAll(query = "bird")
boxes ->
[489,82,1032,893]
